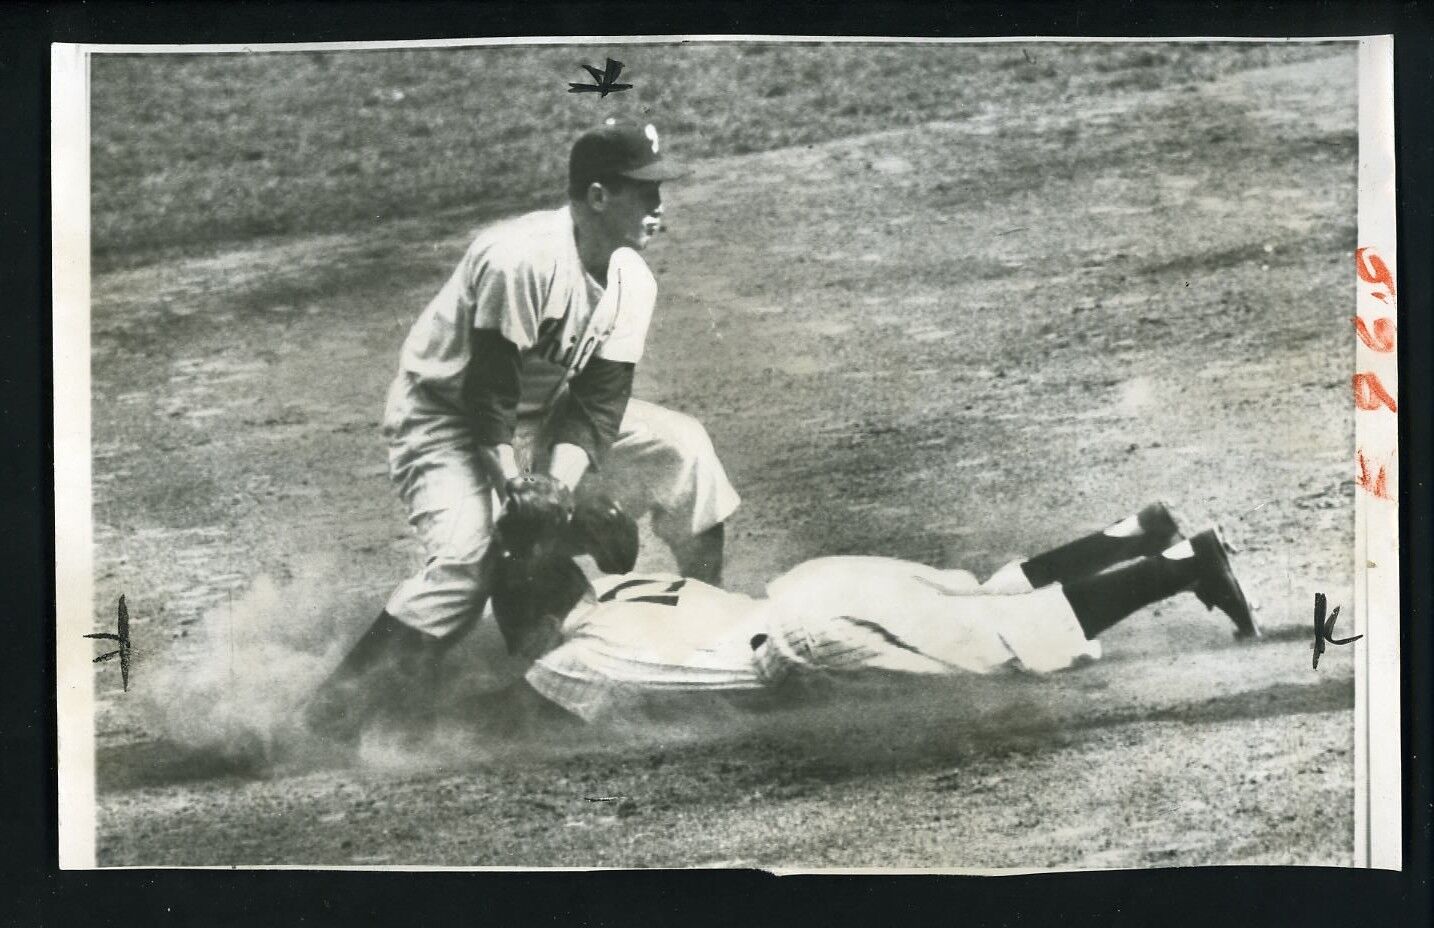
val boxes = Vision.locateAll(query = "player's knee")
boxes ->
[653,409,719,468]
[388,555,492,638]
[423,556,489,604]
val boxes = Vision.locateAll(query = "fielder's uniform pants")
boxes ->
[380,374,741,638]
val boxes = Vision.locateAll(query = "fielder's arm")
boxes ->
[545,357,635,490]
[466,329,525,500]
[546,443,591,492]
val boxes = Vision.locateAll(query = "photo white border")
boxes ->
[1353,34,1399,871]
[53,41,96,871]
[52,33,1401,872]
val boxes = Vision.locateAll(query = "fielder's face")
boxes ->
[599,180,664,251]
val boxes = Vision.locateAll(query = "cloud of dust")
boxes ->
[131,557,1080,785]
[137,556,354,765]
[127,552,706,775]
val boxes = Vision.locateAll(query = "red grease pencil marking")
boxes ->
[1352,246,1397,502]
[1355,450,1392,501]
[1355,246,1396,302]
[1353,316,1395,353]
[1352,372,1398,413]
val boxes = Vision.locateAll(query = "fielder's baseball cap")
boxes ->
[569,120,688,189]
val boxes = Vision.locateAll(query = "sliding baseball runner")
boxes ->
[485,501,1260,724]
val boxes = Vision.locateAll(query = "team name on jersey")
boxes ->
[532,316,595,371]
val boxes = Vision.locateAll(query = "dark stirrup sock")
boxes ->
[1020,503,1180,588]
[1061,550,1202,639]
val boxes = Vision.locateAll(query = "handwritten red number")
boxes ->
[1354,248,1397,503]
[1355,247,1396,302]
[1356,450,1393,500]
[1352,372,1398,412]
[1353,316,1396,353]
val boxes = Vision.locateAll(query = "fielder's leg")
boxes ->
[304,610,448,740]
[586,398,740,586]
[307,400,499,739]
[669,523,725,587]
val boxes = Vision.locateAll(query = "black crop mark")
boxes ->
[84,595,133,692]
[1311,592,1360,670]
[569,59,633,97]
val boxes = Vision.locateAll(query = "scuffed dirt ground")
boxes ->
[89,46,1359,868]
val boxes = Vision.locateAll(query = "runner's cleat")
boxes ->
[1188,527,1261,639]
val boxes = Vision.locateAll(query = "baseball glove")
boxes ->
[564,494,639,575]
[497,474,575,560]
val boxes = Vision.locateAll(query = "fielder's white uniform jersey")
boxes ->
[393,205,656,422]
[525,557,1102,722]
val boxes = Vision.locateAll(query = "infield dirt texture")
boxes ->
[89,42,1358,868]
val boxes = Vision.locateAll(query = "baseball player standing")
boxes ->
[309,121,740,733]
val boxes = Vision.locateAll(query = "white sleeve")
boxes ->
[594,247,657,364]
[469,239,544,350]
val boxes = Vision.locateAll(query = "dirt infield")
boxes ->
[89,43,1358,867]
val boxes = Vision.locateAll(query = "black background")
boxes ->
[4,2,1430,925]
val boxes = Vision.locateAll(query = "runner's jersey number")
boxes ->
[598,578,687,607]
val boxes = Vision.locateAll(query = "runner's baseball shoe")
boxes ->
[1135,500,1185,555]
[1188,527,1260,639]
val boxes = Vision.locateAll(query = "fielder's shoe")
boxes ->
[303,611,445,742]
[1188,527,1261,639]
[1134,500,1185,554]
